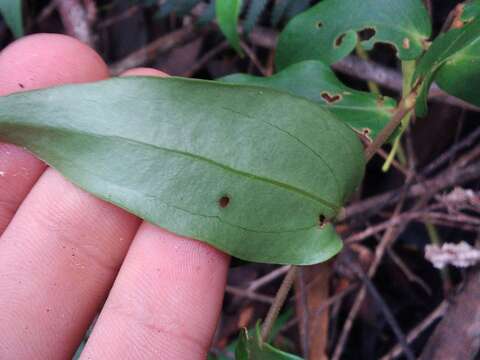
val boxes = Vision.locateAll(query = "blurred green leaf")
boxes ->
[156,0,201,18]
[0,0,23,38]
[0,77,365,265]
[283,0,310,21]
[244,0,267,34]
[235,322,303,359]
[413,18,480,116]
[275,0,431,69]
[221,60,396,141]
[216,0,244,55]
[432,0,480,109]
[271,0,294,26]
[461,0,480,23]
[197,0,217,26]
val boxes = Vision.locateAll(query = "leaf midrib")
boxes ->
[9,123,341,212]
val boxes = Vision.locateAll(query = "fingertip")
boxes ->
[0,33,109,96]
[140,222,230,268]
[121,67,169,78]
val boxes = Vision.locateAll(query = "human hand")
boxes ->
[0,34,229,360]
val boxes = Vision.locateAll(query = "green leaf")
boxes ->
[275,0,431,69]
[216,0,244,55]
[460,0,480,24]
[0,0,23,38]
[413,18,480,116]
[221,60,396,141]
[433,4,480,110]
[215,309,294,360]
[235,323,303,360]
[0,77,365,265]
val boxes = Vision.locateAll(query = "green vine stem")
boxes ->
[364,92,417,162]
[382,60,416,171]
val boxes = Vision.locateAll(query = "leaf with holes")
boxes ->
[275,0,431,69]
[413,18,480,116]
[0,77,365,265]
[235,323,303,360]
[221,60,396,141]
[0,0,23,38]
[216,0,243,55]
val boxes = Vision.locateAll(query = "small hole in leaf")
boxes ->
[335,33,346,47]
[402,37,410,49]
[321,92,342,104]
[219,196,230,208]
[318,214,326,228]
[357,27,376,41]
[18,83,24,88]
[316,21,323,28]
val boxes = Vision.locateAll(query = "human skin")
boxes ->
[0,34,229,360]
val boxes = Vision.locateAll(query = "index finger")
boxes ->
[0,33,109,233]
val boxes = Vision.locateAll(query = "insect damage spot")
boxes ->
[362,128,373,142]
[219,195,230,208]
[316,20,324,28]
[318,214,326,228]
[357,27,376,42]
[335,33,346,47]
[402,37,410,49]
[320,92,342,104]
[18,83,24,89]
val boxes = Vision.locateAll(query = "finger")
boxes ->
[121,67,168,77]
[81,67,230,360]
[0,33,109,234]
[0,36,142,359]
[81,224,229,360]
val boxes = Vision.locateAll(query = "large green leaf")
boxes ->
[0,77,364,265]
[275,0,431,69]
[235,323,302,360]
[216,0,243,55]
[0,0,23,38]
[413,18,480,116]
[221,60,396,141]
[433,2,480,110]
